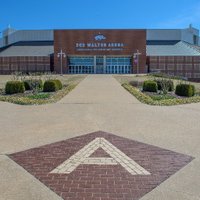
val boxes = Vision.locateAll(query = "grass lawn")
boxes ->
[147,93,176,101]
[0,75,86,105]
[27,93,51,100]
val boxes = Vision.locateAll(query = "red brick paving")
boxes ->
[9,131,194,200]
[90,148,111,158]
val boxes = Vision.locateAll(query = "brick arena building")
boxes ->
[0,25,200,80]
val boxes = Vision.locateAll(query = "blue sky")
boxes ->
[1,0,200,31]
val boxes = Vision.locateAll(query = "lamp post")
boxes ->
[57,49,66,75]
[134,50,142,74]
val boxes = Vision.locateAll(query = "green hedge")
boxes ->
[155,79,174,91]
[5,81,25,94]
[143,80,158,92]
[23,79,43,91]
[43,79,62,92]
[175,84,195,97]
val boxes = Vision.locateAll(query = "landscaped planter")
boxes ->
[122,83,200,106]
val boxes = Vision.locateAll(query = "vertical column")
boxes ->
[174,56,177,76]
[65,56,68,74]
[192,56,194,79]
[183,56,186,78]
[94,56,96,74]
[132,55,135,74]
[103,55,106,74]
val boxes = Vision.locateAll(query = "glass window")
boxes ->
[105,57,132,74]
[68,56,132,74]
[68,56,94,74]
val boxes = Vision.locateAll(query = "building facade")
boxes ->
[54,30,146,74]
[0,25,200,80]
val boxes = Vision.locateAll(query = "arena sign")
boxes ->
[76,34,125,51]
[76,42,125,51]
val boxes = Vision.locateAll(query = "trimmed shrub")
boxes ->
[5,81,25,94]
[43,80,58,92]
[52,79,63,90]
[23,79,43,91]
[155,79,174,92]
[143,80,158,92]
[43,79,62,92]
[175,84,195,97]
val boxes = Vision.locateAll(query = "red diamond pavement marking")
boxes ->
[9,131,194,200]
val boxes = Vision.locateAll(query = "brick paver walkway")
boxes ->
[9,131,193,200]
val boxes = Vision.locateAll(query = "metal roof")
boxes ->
[0,45,53,57]
[0,40,200,57]
[147,41,200,56]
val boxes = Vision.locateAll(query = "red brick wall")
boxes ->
[54,30,147,74]
[148,56,200,80]
[0,56,51,74]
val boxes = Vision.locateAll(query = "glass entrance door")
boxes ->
[96,56,104,74]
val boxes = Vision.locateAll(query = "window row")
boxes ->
[68,57,94,66]
[106,57,132,66]
[69,66,94,74]
[68,56,132,67]
[106,66,131,74]
[68,65,131,74]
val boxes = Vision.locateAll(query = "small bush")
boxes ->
[23,79,43,91]
[175,84,195,97]
[43,80,62,92]
[143,80,158,92]
[155,79,174,92]
[52,79,63,90]
[5,81,25,94]
[43,80,58,92]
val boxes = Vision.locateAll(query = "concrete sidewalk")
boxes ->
[58,75,140,104]
[0,75,200,200]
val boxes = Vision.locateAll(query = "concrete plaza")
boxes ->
[0,75,200,200]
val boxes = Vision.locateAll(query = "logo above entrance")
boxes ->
[75,33,125,51]
[94,33,106,41]
[50,137,150,175]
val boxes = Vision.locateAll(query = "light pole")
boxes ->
[57,49,66,75]
[134,50,142,74]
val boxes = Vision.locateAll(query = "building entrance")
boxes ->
[68,56,132,74]
[96,56,104,74]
